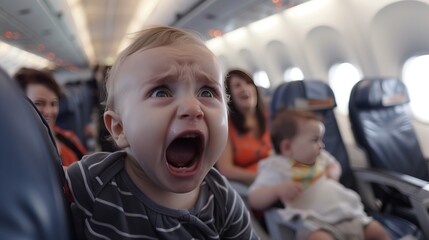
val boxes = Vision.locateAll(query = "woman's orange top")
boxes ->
[53,126,87,166]
[228,120,271,172]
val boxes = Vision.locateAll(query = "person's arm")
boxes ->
[248,181,303,210]
[326,158,342,181]
[216,138,256,185]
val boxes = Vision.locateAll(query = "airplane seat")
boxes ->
[0,68,73,239]
[348,77,429,231]
[268,79,423,240]
[348,77,429,180]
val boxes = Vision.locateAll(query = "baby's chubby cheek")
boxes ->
[209,113,228,161]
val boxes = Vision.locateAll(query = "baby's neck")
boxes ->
[124,158,200,210]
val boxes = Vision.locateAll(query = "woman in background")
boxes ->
[217,69,272,186]
[14,67,87,166]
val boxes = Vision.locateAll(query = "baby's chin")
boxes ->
[178,164,214,191]
[165,174,206,193]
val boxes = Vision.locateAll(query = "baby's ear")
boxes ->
[104,110,129,148]
[279,139,291,156]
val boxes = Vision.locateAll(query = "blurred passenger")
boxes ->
[14,67,87,166]
[80,64,103,151]
[94,65,116,152]
[248,109,389,240]
[216,69,272,186]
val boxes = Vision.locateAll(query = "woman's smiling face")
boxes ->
[26,83,59,129]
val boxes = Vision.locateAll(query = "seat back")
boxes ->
[0,68,72,239]
[348,77,429,180]
[270,80,354,189]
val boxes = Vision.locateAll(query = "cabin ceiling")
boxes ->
[0,0,305,71]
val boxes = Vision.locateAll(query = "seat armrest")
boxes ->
[263,208,301,239]
[354,168,429,239]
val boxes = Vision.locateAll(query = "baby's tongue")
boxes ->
[166,138,197,167]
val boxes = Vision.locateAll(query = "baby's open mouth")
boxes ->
[166,133,203,174]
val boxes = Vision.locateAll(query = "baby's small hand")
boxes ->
[277,182,303,202]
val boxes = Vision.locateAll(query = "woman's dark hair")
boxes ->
[13,67,62,98]
[225,69,266,138]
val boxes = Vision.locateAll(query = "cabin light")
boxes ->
[272,0,283,9]
[208,29,223,38]
[104,56,115,66]
[65,0,95,66]
[5,31,13,39]
[3,31,21,39]
[117,0,159,54]
[0,41,51,75]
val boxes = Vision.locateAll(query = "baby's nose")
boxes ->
[178,97,204,120]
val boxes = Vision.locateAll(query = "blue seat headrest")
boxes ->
[295,80,336,110]
[353,78,409,108]
[270,80,337,119]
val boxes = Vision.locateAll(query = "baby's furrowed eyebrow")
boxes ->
[192,70,221,87]
[146,68,178,85]
[147,70,221,87]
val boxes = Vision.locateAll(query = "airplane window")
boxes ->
[283,67,304,82]
[328,62,362,114]
[253,71,271,89]
[402,55,429,123]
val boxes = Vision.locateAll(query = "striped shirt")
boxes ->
[66,151,259,240]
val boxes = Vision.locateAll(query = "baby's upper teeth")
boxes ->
[183,134,197,138]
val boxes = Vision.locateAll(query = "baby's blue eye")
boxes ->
[151,88,172,97]
[198,87,215,98]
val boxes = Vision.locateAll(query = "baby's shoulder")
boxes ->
[204,168,239,200]
[205,168,229,190]
[66,151,127,190]
[204,168,248,217]
[66,151,127,205]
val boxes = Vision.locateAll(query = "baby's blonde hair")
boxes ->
[105,25,209,111]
